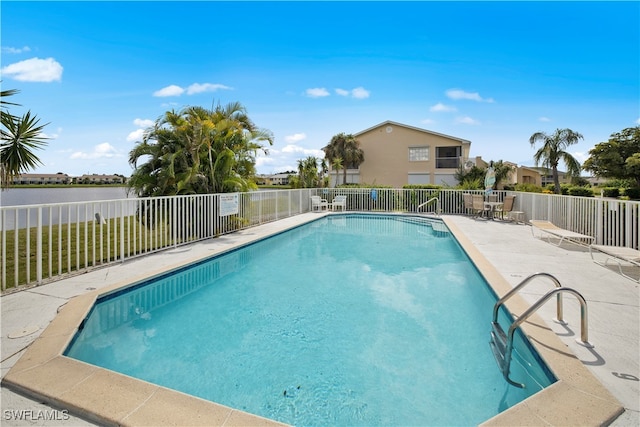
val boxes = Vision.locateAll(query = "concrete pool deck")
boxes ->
[1,213,638,426]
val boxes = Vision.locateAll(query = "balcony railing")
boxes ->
[2,188,638,292]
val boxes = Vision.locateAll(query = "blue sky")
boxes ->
[2,1,638,178]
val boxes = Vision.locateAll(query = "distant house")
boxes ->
[514,166,543,186]
[261,173,291,186]
[77,174,126,184]
[473,157,542,187]
[586,176,608,187]
[11,173,72,185]
[328,121,472,187]
[529,167,572,187]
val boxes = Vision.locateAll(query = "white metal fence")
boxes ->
[2,188,638,292]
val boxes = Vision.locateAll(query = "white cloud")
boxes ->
[154,83,233,97]
[573,151,588,163]
[255,156,275,168]
[186,83,232,94]
[281,144,325,157]
[133,118,154,128]
[306,87,330,98]
[1,57,63,82]
[153,85,185,97]
[420,118,436,125]
[335,87,370,99]
[128,118,154,142]
[285,133,307,143]
[1,46,31,54]
[255,144,326,174]
[70,143,120,160]
[351,87,370,99]
[127,128,145,142]
[539,117,551,122]
[430,103,456,112]
[41,131,59,140]
[40,127,62,140]
[446,88,494,103]
[455,116,480,125]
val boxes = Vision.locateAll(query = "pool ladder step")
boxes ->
[489,272,592,389]
[489,322,507,367]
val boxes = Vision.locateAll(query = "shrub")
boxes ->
[456,178,482,190]
[568,186,594,197]
[601,187,620,198]
[623,187,640,200]
[402,184,443,190]
[514,183,543,193]
[543,184,570,195]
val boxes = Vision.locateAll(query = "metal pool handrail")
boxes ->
[490,273,592,388]
[417,197,440,215]
[492,272,564,324]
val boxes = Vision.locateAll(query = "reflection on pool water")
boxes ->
[66,214,555,426]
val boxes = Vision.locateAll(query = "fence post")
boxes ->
[37,207,42,284]
[120,201,125,261]
[596,199,604,246]
[172,197,178,248]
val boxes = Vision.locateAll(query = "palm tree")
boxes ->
[319,158,328,188]
[128,102,273,197]
[331,158,343,187]
[490,160,514,190]
[1,88,50,189]
[530,128,583,194]
[323,133,364,186]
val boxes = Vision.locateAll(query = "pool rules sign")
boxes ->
[220,193,239,216]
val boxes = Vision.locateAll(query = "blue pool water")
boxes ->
[66,214,555,426]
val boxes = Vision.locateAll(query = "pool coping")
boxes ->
[1,213,624,426]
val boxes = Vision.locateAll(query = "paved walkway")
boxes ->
[1,214,638,426]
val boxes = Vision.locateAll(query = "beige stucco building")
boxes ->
[328,121,471,187]
[474,157,542,187]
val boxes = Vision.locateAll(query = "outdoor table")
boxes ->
[484,201,503,220]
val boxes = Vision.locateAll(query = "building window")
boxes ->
[409,146,429,161]
[435,146,461,168]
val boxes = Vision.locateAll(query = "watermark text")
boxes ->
[3,409,70,421]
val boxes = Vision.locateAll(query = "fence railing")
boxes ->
[2,188,638,292]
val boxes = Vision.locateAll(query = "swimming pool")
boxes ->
[65,214,555,425]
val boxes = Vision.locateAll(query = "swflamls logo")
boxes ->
[3,409,70,421]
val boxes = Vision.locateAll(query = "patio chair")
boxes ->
[329,195,347,211]
[311,196,328,212]
[471,195,490,218]
[589,244,640,282]
[462,193,474,215]
[530,220,594,246]
[493,195,515,220]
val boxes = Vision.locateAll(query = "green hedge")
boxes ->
[623,187,640,200]
[601,187,620,198]
[567,186,594,197]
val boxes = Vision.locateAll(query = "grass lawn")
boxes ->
[2,216,171,290]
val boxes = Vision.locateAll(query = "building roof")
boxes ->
[354,120,471,145]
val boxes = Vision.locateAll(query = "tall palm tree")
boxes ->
[1,88,50,189]
[323,133,364,186]
[331,158,343,187]
[529,128,582,194]
[319,158,328,188]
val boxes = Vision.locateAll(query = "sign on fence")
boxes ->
[220,193,239,216]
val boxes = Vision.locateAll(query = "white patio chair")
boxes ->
[311,196,328,212]
[330,195,347,211]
